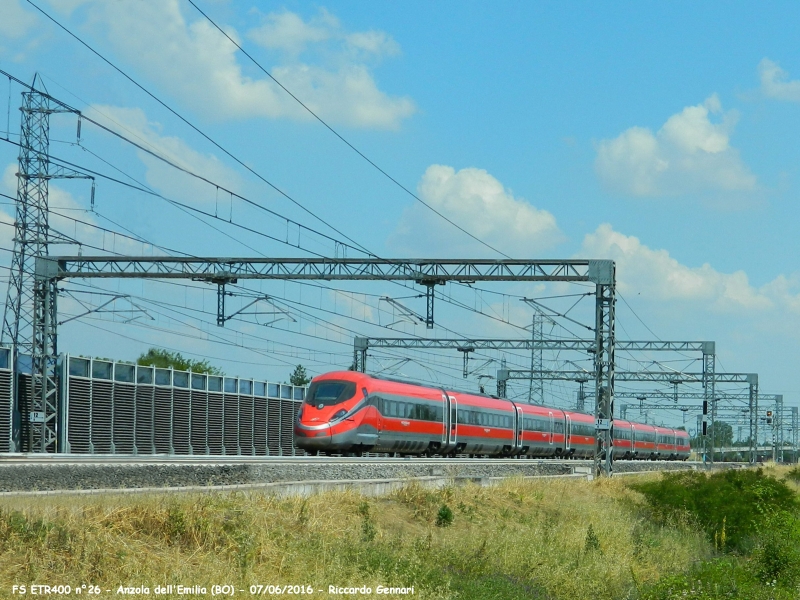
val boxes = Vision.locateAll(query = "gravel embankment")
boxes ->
[0,460,576,492]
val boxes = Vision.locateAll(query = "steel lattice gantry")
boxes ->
[497,367,755,463]
[33,256,617,475]
[353,338,714,372]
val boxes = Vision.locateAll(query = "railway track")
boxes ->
[0,454,732,497]
[0,453,705,467]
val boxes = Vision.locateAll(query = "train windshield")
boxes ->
[305,380,357,407]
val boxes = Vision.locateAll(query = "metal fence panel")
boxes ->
[190,390,208,455]
[112,382,136,454]
[0,368,13,453]
[135,385,154,454]
[91,380,113,453]
[18,355,309,456]
[172,388,191,455]
[154,387,172,454]
[66,378,91,453]
[239,395,254,456]
[207,392,224,455]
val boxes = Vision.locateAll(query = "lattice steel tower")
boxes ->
[1,78,83,452]
[527,309,544,404]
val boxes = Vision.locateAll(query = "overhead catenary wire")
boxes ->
[186,0,513,260]
[24,0,380,260]
[1,12,662,401]
[1,65,593,349]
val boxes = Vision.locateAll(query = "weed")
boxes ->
[584,523,601,553]
[435,504,454,527]
[357,501,376,541]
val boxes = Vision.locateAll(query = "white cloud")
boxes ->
[247,9,335,54]
[85,104,242,206]
[0,0,37,39]
[579,223,800,314]
[759,58,800,102]
[0,0,41,61]
[390,165,564,257]
[53,1,414,129]
[345,31,401,58]
[595,95,756,197]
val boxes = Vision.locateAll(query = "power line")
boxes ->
[0,125,361,259]
[24,0,378,260]
[186,0,512,260]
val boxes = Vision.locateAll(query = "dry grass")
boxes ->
[0,475,712,599]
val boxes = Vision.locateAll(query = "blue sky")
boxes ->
[1,0,799,432]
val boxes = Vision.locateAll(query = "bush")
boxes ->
[785,465,800,483]
[751,510,800,587]
[436,504,454,527]
[631,468,798,552]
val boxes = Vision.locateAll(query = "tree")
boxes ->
[136,348,223,375]
[690,420,734,449]
[709,420,734,448]
[289,364,311,386]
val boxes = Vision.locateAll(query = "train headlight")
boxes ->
[332,409,347,421]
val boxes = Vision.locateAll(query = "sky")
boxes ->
[0,0,799,435]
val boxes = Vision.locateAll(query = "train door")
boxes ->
[448,395,458,449]
[548,411,554,446]
[565,415,572,453]
[631,424,637,457]
[514,405,523,452]
[441,392,448,449]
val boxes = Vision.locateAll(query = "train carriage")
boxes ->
[453,394,517,456]
[632,423,658,459]
[516,404,566,458]
[565,410,596,459]
[675,429,691,461]
[612,419,635,459]
[295,371,692,462]
[655,426,678,460]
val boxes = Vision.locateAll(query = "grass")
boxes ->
[0,474,712,600]
[2,467,799,599]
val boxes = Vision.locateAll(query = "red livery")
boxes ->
[295,371,690,460]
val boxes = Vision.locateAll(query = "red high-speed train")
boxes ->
[294,371,691,460]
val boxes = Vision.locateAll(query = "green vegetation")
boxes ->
[786,465,800,483]
[289,364,311,386]
[690,421,733,449]
[632,468,798,552]
[635,466,800,599]
[1,467,799,599]
[136,348,224,375]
